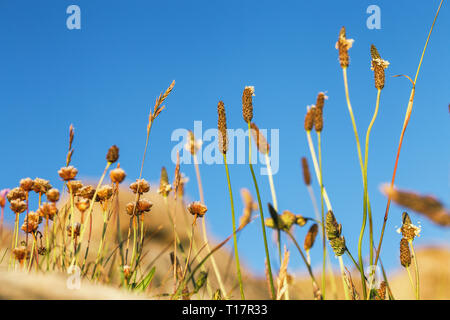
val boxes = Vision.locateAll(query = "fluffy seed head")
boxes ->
[304,223,319,251]
[106,145,119,164]
[400,238,411,267]
[242,86,254,123]
[250,123,270,155]
[301,157,311,186]
[217,101,228,154]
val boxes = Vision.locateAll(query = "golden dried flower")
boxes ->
[10,199,27,214]
[400,238,411,268]
[187,201,207,218]
[398,212,421,241]
[37,202,58,220]
[76,198,90,213]
[19,178,34,192]
[129,179,150,194]
[96,185,113,202]
[217,101,228,154]
[314,106,323,132]
[123,265,132,279]
[12,246,30,262]
[106,145,119,163]
[240,188,257,228]
[7,187,27,202]
[32,178,52,194]
[126,199,153,216]
[77,185,95,200]
[370,44,389,90]
[250,122,270,155]
[335,26,354,68]
[67,222,81,238]
[295,214,307,227]
[110,165,126,184]
[185,130,202,156]
[46,188,60,202]
[58,166,78,181]
[304,106,316,132]
[21,211,41,233]
[67,180,83,194]
[242,86,254,123]
[304,223,319,251]
[158,167,172,197]
[301,157,311,186]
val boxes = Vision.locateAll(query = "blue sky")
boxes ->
[0,1,448,276]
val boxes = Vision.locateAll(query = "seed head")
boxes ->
[32,178,52,194]
[21,211,41,233]
[217,101,228,154]
[77,185,95,200]
[96,185,113,202]
[335,26,354,68]
[19,178,34,192]
[400,238,411,268]
[242,86,254,123]
[250,123,270,155]
[67,222,81,238]
[110,164,126,184]
[67,180,83,194]
[130,179,150,194]
[13,246,30,262]
[325,210,346,256]
[158,167,172,197]
[304,223,319,251]
[240,188,257,229]
[7,187,27,202]
[76,198,90,213]
[376,281,387,300]
[304,106,316,132]
[187,201,207,218]
[46,188,60,203]
[37,203,58,220]
[10,199,27,214]
[314,106,323,132]
[106,145,119,164]
[185,130,202,156]
[370,45,389,90]
[315,92,327,111]
[58,166,78,181]
[301,157,311,186]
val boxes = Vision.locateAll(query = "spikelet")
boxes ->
[276,247,290,300]
[335,26,354,68]
[304,223,318,251]
[382,184,450,227]
[158,166,172,197]
[250,122,270,155]
[301,157,311,186]
[242,86,254,123]
[315,92,327,111]
[173,151,181,200]
[149,80,175,125]
[376,281,387,300]
[325,210,346,256]
[314,106,323,132]
[304,106,315,131]
[371,45,389,90]
[400,238,411,267]
[399,211,421,241]
[217,101,228,154]
[343,267,359,300]
[239,188,257,229]
[106,145,119,164]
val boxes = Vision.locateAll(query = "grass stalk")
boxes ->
[409,240,420,300]
[317,131,326,299]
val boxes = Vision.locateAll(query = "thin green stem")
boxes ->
[317,132,326,299]
[247,121,276,300]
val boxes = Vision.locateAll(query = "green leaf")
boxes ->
[135,267,156,292]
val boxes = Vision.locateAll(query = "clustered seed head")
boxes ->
[76,198,90,213]
[32,178,52,194]
[19,178,34,192]
[110,164,126,184]
[106,145,119,164]
[400,212,420,241]
[370,44,389,90]
[400,238,411,267]
[217,101,228,154]
[315,92,327,111]
[7,187,27,202]
[242,86,254,123]
[187,201,208,218]
[67,222,81,238]
[304,106,316,132]
[314,106,323,132]
[335,26,354,68]
[250,123,270,155]
[96,185,113,202]
[46,188,60,203]
[304,223,319,251]
[265,208,304,231]
[130,179,150,194]
[173,152,181,200]
[10,199,27,214]
[37,202,58,220]
[21,211,41,233]
[301,157,311,186]
[376,281,387,300]
[58,166,78,181]
[12,246,30,262]
[77,185,95,200]
[126,199,153,216]
[158,167,172,197]
[67,180,83,195]
[325,210,346,256]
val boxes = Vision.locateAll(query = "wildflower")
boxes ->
[335,26,354,68]
[129,179,150,194]
[6,187,26,202]
[126,199,153,216]
[370,45,389,90]
[19,178,34,192]
[96,185,113,202]
[58,166,78,181]
[304,223,319,251]
[158,167,172,197]
[21,211,41,233]
[67,180,83,194]
[0,189,9,208]
[77,185,95,200]
[67,222,81,238]
[295,214,307,227]
[106,145,119,164]
[12,246,30,262]
[32,178,52,194]
[187,201,207,219]
[10,199,27,214]
[123,265,132,279]
[37,203,58,220]
[76,198,90,213]
[396,212,421,241]
[110,164,126,184]
[46,188,60,203]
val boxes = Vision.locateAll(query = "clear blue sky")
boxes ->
[0,1,448,276]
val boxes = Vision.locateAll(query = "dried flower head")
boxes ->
[304,223,319,251]
[12,246,30,262]
[239,188,257,228]
[217,101,228,154]
[242,86,254,123]
[130,179,150,194]
[32,178,52,194]
[325,210,346,256]
[397,211,421,241]
[76,198,90,213]
[75,185,93,200]
[37,202,58,220]
[381,184,450,227]
[67,222,81,238]
[185,130,202,156]
[301,157,311,186]
[7,187,27,202]
[110,164,126,184]
[19,178,34,192]
[58,166,78,181]
[295,214,307,227]
[400,238,411,268]
[126,199,153,216]
[0,189,9,208]
[96,185,113,202]
[335,26,354,68]
[370,45,389,90]
[67,180,83,194]
[304,106,316,132]
[250,123,270,155]
[10,199,27,214]
[21,211,41,233]
[158,167,172,197]
[106,145,119,164]
[46,188,60,203]
[187,201,207,219]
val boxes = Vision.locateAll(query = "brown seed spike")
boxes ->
[335,26,354,68]
[400,238,411,268]
[370,44,389,90]
[301,157,311,186]
[242,86,254,123]
[304,107,315,132]
[250,122,270,155]
[315,92,326,111]
[217,101,228,154]
[106,145,119,163]
[314,107,323,132]
[304,223,319,251]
